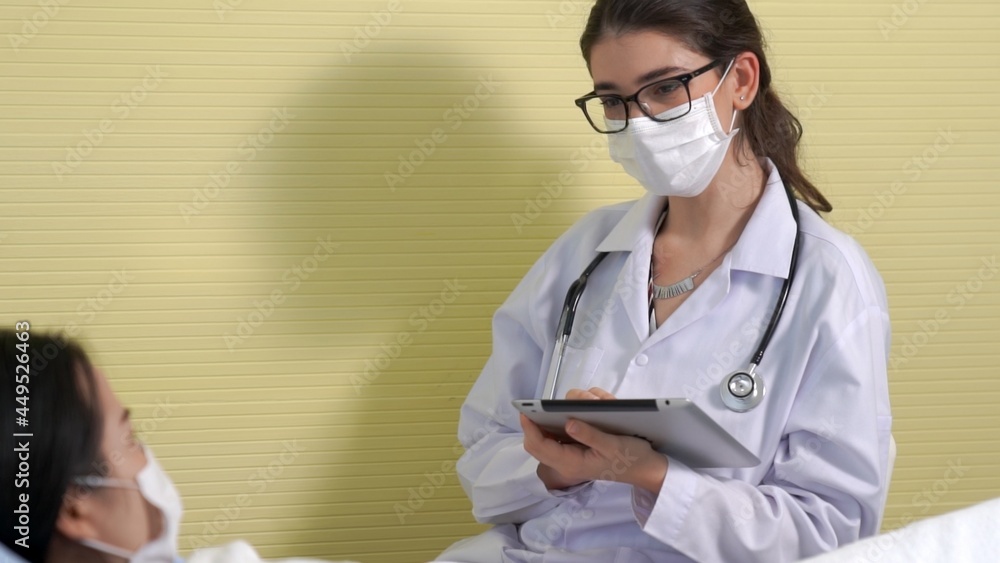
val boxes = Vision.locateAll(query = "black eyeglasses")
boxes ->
[575,59,727,134]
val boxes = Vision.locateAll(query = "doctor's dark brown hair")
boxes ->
[1,330,104,562]
[580,0,833,213]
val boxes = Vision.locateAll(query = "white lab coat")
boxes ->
[438,160,894,563]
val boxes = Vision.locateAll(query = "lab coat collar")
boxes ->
[595,190,666,255]
[594,158,797,280]
[728,159,797,279]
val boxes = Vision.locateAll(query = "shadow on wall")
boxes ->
[220,44,591,561]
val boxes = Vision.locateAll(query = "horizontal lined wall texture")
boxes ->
[1,0,998,560]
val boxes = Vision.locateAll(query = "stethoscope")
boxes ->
[542,184,802,413]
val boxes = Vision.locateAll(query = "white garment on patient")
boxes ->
[0,544,27,563]
[187,541,358,563]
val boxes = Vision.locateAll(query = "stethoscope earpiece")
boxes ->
[720,368,765,413]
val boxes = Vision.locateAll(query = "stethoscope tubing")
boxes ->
[751,185,801,368]
[543,185,802,410]
[543,253,610,400]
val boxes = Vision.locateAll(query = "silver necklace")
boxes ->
[650,242,736,300]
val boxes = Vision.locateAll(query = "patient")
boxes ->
[0,330,354,563]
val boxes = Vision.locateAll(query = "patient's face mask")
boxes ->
[607,59,739,198]
[74,446,183,563]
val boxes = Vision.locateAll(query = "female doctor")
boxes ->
[438,0,893,561]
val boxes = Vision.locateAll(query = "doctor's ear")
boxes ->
[729,52,760,111]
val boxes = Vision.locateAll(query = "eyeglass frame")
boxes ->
[574,59,729,134]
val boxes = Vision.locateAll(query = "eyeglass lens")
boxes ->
[582,78,692,133]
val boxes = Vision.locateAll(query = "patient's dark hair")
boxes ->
[580,0,833,213]
[1,330,103,562]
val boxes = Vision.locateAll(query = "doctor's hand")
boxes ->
[520,413,668,495]
[565,387,617,400]
[527,386,617,489]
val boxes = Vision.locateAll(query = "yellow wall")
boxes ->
[1,1,997,561]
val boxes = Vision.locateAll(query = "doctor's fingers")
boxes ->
[565,419,619,455]
[588,387,616,400]
[521,415,569,455]
[565,388,600,400]
[565,387,615,400]
[521,415,584,464]
[520,414,554,451]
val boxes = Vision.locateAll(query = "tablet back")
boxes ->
[514,398,760,468]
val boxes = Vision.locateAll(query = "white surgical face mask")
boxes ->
[74,445,183,563]
[607,59,739,198]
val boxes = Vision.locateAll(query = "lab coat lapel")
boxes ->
[619,242,655,343]
[596,192,666,343]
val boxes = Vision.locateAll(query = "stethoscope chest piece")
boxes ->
[720,367,765,413]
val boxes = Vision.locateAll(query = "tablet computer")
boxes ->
[513,398,760,468]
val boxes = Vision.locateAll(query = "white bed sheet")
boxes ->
[803,497,1000,563]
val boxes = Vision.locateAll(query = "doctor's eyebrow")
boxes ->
[593,64,688,92]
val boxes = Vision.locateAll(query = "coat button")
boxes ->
[635,354,649,366]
